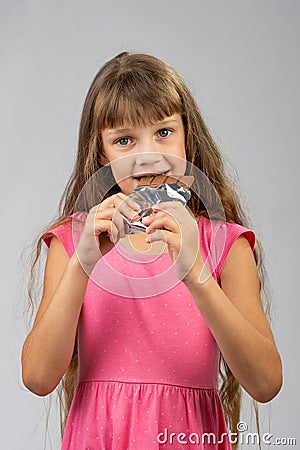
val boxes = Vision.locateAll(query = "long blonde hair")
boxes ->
[24,52,273,448]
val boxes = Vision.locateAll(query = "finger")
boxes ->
[112,209,128,240]
[143,209,181,231]
[152,203,185,222]
[94,207,116,220]
[152,202,191,226]
[109,222,119,243]
[94,205,132,227]
[93,215,119,243]
[94,208,116,230]
[152,201,184,211]
[117,198,141,221]
[92,207,123,242]
[145,229,167,244]
[90,198,115,212]
[95,207,127,241]
[142,210,173,223]
[93,219,114,236]
[143,214,180,234]
[123,196,141,211]
[97,195,140,222]
[93,192,129,211]
[146,229,177,246]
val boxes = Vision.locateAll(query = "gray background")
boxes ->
[1,0,299,449]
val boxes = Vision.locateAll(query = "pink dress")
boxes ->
[43,212,255,450]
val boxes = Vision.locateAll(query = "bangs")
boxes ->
[96,70,183,130]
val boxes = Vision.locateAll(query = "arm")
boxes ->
[21,193,139,396]
[21,237,89,396]
[184,235,283,403]
[142,202,282,403]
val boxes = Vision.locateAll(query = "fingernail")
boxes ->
[128,200,141,210]
[128,210,140,221]
[132,201,141,210]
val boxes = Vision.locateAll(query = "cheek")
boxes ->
[166,150,186,175]
[175,157,187,175]
[177,141,187,171]
[110,165,125,184]
[109,157,132,184]
[172,136,186,161]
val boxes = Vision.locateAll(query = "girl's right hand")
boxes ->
[75,192,140,273]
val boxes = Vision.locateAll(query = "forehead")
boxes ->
[102,114,183,137]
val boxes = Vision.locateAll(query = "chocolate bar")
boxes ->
[137,174,194,189]
[122,174,194,235]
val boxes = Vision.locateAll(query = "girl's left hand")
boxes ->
[142,202,205,282]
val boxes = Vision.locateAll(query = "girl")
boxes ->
[21,52,282,449]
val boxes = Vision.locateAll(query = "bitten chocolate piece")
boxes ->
[137,174,194,189]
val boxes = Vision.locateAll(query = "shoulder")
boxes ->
[221,234,255,275]
[220,233,259,296]
[198,215,256,284]
[42,211,88,257]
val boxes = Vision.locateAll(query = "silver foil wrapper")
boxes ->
[122,175,194,234]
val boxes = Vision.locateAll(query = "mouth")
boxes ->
[133,170,170,182]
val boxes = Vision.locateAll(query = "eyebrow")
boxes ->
[105,119,179,137]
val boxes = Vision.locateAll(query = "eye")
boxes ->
[157,128,172,138]
[116,137,132,146]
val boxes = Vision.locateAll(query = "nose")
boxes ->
[135,151,163,167]
[134,136,164,166]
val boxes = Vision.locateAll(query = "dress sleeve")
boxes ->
[42,218,74,257]
[213,221,256,283]
[42,212,88,258]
